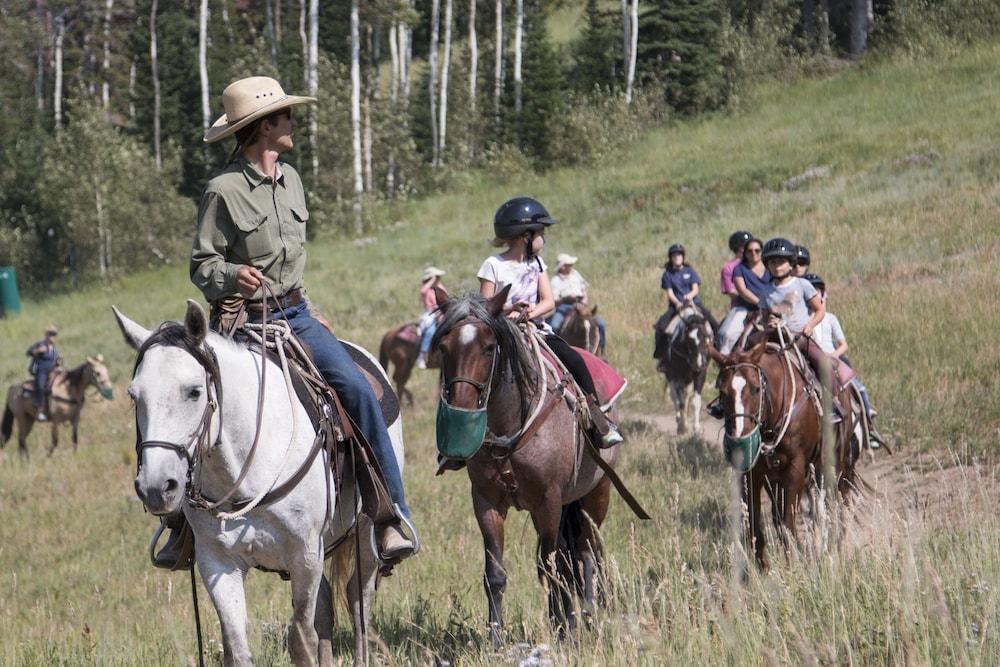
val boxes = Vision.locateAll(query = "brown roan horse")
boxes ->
[709,337,858,571]
[432,286,628,642]
[378,322,420,406]
[1,355,114,458]
[557,300,602,357]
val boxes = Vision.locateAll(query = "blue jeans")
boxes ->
[548,302,574,333]
[419,318,438,355]
[268,303,410,519]
[33,368,51,408]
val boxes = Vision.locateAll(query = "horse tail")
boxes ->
[1,404,12,447]
[378,331,392,372]
[547,501,588,598]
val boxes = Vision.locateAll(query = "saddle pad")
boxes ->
[342,341,401,427]
[395,323,419,343]
[574,346,628,408]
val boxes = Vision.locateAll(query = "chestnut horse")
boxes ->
[432,286,628,642]
[709,337,858,571]
[557,300,602,357]
[378,322,419,406]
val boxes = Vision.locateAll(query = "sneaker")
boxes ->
[416,355,427,370]
[35,412,48,422]
[600,428,625,448]
[868,408,878,418]
[379,523,416,561]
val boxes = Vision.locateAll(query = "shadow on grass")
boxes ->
[674,434,726,479]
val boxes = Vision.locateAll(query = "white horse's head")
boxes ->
[113,301,218,516]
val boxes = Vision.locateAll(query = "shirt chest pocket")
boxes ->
[290,206,308,243]
[233,214,272,261]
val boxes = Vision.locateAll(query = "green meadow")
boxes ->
[1,39,998,665]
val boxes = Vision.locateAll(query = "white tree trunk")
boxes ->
[199,0,211,133]
[389,24,399,105]
[438,0,452,162]
[299,0,307,87]
[265,0,278,68]
[513,0,522,113]
[468,0,477,112]
[128,56,136,119]
[102,0,113,110]
[350,0,363,229]
[625,0,638,105]
[95,187,108,276]
[429,0,441,166]
[35,0,45,112]
[363,23,374,195]
[54,15,64,132]
[308,0,319,178]
[150,0,161,169]
[621,0,629,78]
[849,0,874,58]
[494,0,503,124]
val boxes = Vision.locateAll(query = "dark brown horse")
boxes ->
[658,306,710,435]
[432,286,628,642]
[708,337,858,571]
[378,322,420,406]
[558,300,603,357]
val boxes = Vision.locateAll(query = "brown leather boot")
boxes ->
[378,523,416,560]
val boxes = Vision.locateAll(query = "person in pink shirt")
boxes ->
[721,230,752,306]
[417,266,447,369]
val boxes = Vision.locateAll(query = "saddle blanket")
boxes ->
[395,323,419,343]
[539,343,627,409]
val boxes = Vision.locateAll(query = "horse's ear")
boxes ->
[487,284,512,318]
[590,304,598,316]
[112,306,152,351]
[748,340,767,364]
[434,285,451,311]
[184,299,209,344]
[95,353,104,363]
[707,342,727,366]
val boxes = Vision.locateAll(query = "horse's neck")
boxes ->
[53,366,83,399]
[760,352,792,427]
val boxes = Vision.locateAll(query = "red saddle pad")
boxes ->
[574,346,627,408]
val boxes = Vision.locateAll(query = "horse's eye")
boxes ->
[751,386,760,395]
[484,343,496,354]
[187,387,202,400]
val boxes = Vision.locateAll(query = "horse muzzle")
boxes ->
[134,472,184,516]
[436,399,488,460]
[723,426,762,473]
[100,388,113,400]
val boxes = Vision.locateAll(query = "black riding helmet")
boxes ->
[668,243,685,257]
[761,237,797,262]
[795,244,811,266]
[493,196,557,240]
[728,231,752,253]
[804,272,825,290]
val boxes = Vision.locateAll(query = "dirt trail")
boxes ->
[633,409,998,553]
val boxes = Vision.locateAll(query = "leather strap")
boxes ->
[581,432,651,520]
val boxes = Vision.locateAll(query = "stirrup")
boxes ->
[368,504,421,571]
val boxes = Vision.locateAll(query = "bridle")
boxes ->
[439,319,499,411]
[717,362,770,437]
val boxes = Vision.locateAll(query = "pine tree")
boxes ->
[570,0,621,92]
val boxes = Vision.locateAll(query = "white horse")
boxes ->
[114,300,400,666]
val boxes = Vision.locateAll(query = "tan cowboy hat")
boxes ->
[555,253,578,270]
[204,76,317,144]
[45,324,58,335]
[421,266,447,283]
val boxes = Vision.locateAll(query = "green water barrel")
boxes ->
[0,266,22,317]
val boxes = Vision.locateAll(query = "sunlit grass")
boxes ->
[1,39,999,665]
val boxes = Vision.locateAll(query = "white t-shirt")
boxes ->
[477,255,547,307]
[813,312,846,354]
[761,277,818,333]
[550,269,588,301]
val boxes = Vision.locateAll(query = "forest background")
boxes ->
[1,0,998,294]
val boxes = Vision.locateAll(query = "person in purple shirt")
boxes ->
[721,231,752,306]
[653,244,718,362]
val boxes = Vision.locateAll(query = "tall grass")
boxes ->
[1,40,999,665]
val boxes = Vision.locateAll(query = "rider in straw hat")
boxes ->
[417,266,447,369]
[163,77,416,569]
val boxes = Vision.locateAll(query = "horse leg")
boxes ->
[577,477,611,622]
[287,553,324,666]
[18,416,31,459]
[72,412,80,451]
[48,424,58,457]
[669,382,685,435]
[473,493,508,648]
[777,460,807,559]
[198,556,253,667]
[745,471,769,572]
[691,384,702,434]
[313,574,335,667]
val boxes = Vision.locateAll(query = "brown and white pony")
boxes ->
[709,338,858,571]
[432,286,625,642]
[558,300,603,357]
[1,355,114,458]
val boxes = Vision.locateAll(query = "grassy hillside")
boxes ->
[1,40,998,665]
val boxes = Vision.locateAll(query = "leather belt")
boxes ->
[245,288,303,313]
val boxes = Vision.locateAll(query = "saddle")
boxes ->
[396,322,420,343]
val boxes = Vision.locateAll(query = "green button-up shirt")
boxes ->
[190,156,309,302]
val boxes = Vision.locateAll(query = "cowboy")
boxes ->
[150,76,415,570]
[26,325,59,422]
